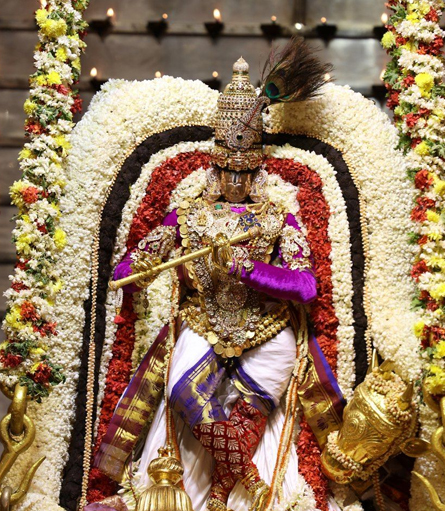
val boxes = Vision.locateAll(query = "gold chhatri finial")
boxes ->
[136,445,193,511]
[233,56,249,73]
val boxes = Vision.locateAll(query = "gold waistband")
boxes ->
[180,302,290,359]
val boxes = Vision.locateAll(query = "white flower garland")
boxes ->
[5,78,218,510]
[7,77,418,510]
[264,83,420,384]
[2,0,88,398]
[382,1,445,507]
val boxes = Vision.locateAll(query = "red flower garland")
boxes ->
[87,151,212,502]
[265,157,339,372]
[265,157,338,511]
[126,151,212,249]
[89,152,339,510]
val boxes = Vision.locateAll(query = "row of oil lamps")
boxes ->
[89,9,391,40]
[89,65,388,104]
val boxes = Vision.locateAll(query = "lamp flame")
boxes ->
[213,9,222,22]
[90,67,98,78]
[381,13,388,24]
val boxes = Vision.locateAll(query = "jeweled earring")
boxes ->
[250,167,268,203]
[203,166,222,202]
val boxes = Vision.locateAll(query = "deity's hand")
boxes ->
[130,250,162,289]
[320,354,418,485]
[210,232,234,274]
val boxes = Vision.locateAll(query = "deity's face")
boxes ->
[219,170,253,203]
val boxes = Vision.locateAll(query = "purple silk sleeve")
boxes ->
[113,209,178,293]
[235,213,317,303]
[238,262,316,303]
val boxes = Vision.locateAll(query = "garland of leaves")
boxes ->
[1,0,89,400]
[382,0,445,396]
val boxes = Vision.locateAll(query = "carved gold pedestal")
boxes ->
[0,384,44,509]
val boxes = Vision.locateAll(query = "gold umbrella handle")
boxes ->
[109,226,261,291]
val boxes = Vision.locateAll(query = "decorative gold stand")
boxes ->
[136,445,193,511]
[0,384,45,510]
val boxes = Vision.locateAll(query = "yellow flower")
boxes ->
[23,99,37,116]
[21,215,31,224]
[54,135,72,155]
[9,181,26,208]
[47,71,62,85]
[430,364,442,375]
[432,109,445,120]
[381,31,396,49]
[428,257,445,271]
[54,135,70,149]
[54,228,67,250]
[35,8,49,27]
[430,283,445,300]
[434,179,445,195]
[415,72,434,97]
[18,148,34,160]
[424,369,445,395]
[5,306,23,330]
[30,362,42,373]
[414,320,425,337]
[414,141,430,156]
[41,19,67,39]
[35,75,48,86]
[394,106,403,116]
[434,341,445,359]
[428,230,442,241]
[401,41,416,52]
[53,179,67,189]
[30,348,46,356]
[419,2,431,15]
[16,233,34,255]
[427,210,440,223]
[72,58,81,71]
[406,12,420,22]
[49,279,63,294]
[50,203,61,218]
[56,47,68,62]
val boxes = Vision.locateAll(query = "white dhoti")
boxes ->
[135,321,340,511]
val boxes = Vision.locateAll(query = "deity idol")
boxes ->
[86,39,418,511]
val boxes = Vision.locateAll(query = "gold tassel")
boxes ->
[136,445,193,511]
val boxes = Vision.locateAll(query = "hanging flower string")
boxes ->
[1,0,89,401]
[381,0,445,397]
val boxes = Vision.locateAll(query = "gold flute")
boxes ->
[109,226,261,291]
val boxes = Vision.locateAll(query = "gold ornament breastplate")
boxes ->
[178,198,288,358]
